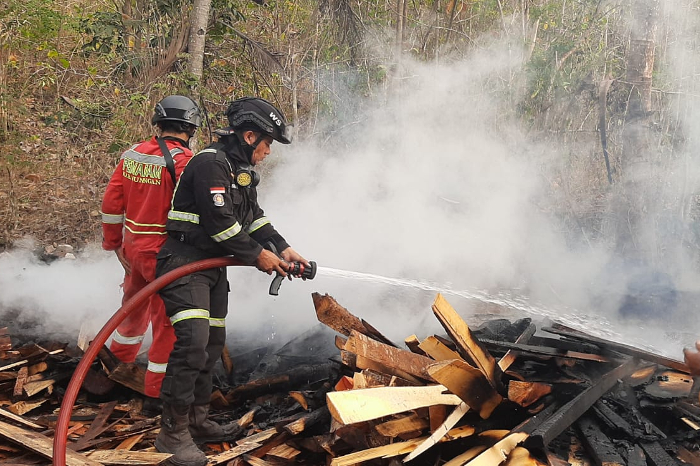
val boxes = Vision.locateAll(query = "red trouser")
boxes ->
[109,248,176,398]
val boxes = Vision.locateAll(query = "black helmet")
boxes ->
[225,97,292,144]
[151,95,202,128]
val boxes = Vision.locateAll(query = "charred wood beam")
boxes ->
[527,336,602,354]
[639,442,681,466]
[576,415,626,466]
[479,339,609,363]
[543,324,688,373]
[592,400,636,439]
[522,358,639,451]
[226,362,336,402]
[628,445,648,466]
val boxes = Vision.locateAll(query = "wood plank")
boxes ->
[23,379,55,397]
[508,381,552,408]
[443,446,488,466]
[418,336,462,361]
[13,367,28,397]
[375,413,430,438]
[354,354,422,385]
[207,442,262,465]
[428,405,447,433]
[344,331,435,382]
[282,407,329,435]
[402,320,534,464]
[236,428,277,446]
[313,293,369,337]
[432,293,505,393]
[405,335,426,356]
[427,359,502,418]
[266,444,301,461]
[0,407,43,429]
[505,447,549,466]
[448,432,529,466]
[7,399,47,416]
[72,400,119,451]
[86,450,171,465]
[108,363,146,394]
[326,385,461,425]
[0,419,102,466]
[115,433,145,451]
[331,426,475,466]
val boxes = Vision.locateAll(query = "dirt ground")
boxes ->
[0,105,120,252]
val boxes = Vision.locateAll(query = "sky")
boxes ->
[2,2,700,360]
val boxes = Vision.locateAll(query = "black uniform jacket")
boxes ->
[165,138,289,264]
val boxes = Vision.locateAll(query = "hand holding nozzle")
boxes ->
[263,242,317,295]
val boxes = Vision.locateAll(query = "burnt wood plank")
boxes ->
[592,400,635,438]
[71,400,119,451]
[543,324,688,373]
[640,442,681,466]
[522,358,639,451]
[432,293,505,393]
[576,415,626,466]
[282,406,329,435]
[480,338,609,363]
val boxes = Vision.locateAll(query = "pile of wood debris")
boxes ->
[0,292,699,466]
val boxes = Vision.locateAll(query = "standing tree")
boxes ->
[188,0,213,96]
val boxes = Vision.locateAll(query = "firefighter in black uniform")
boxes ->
[154,97,308,466]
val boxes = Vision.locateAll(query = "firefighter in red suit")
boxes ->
[101,95,202,408]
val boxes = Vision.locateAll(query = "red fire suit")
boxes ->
[101,136,194,398]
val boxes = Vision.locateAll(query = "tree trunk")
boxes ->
[614,0,660,258]
[187,0,213,96]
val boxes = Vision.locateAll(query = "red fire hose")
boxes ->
[52,257,246,466]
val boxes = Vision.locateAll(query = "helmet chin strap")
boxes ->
[240,132,265,165]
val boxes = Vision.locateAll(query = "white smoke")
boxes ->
[3,7,700,360]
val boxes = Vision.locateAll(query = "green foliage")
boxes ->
[79,11,124,55]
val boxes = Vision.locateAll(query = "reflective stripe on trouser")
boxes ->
[109,248,176,398]
[157,257,228,406]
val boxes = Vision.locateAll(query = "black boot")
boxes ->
[141,396,162,417]
[155,403,208,466]
[188,404,242,444]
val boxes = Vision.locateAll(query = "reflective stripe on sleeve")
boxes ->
[112,331,145,345]
[170,309,210,325]
[209,318,226,328]
[124,225,168,235]
[147,361,168,374]
[246,217,270,234]
[211,222,242,243]
[102,212,125,224]
[168,210,200,224]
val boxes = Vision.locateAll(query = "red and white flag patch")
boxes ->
[210,187,226,194]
